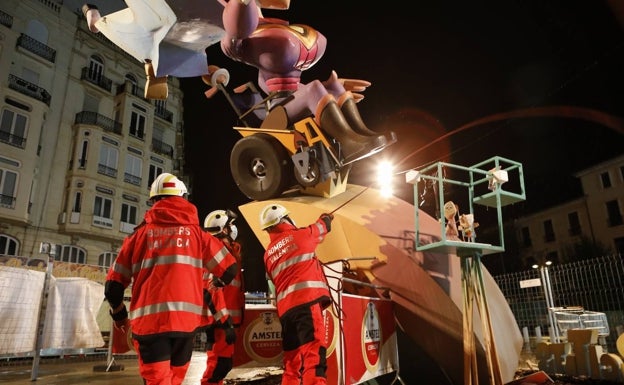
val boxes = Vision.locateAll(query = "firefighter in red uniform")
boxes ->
[200,209,245,385]
[104,173,238,385]
[259,204,334,385]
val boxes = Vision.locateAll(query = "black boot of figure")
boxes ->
[338,92,397,145]
[316,95,387,164]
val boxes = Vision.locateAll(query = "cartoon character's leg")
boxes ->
[145,60,168,100]
[323,72,397,144]
[337,91,397,145]
[81,4,101,33]
[315,94,388,164]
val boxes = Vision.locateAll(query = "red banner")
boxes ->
[341,294,399,384]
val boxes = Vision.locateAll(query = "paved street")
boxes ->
[0,354,284,385]
[0,357,143,385]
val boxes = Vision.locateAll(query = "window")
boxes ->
[72,191,82,213]
[130,111,146,139]
[78,140,88,169]
[600,171,611,188]
[98,251,117,268]
[121,202,138,234]
[83,93,99,113]
[543,220,555,242]
[148,164,164,189]
[606,200,623,227]
[620,166,624,182]
[22,67,40,85]
[57,245,86,264]
[87,55,104,82]
[567,212,581,236]
[98,144,118,178]
[124,153,142,185]
[154,99,167,115]
[25,19,48,44]
[0,168,18,208]
[125,73,138,95]
[521,227,531,247]
[121,202,138,224]
[1,108,28,148]
[0,234,19,255]
[94,196,113,219]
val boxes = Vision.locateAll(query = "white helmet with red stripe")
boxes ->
[149,173,187,199]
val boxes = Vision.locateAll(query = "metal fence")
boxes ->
[493,253,624,352]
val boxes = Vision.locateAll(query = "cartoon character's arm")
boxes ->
[339,78,371,103]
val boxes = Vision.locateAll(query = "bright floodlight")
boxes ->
[377,161,394,197]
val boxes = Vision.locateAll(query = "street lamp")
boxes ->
[533,260,559,342]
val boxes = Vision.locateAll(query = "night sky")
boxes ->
[178,1,624,290]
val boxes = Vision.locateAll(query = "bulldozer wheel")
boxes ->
[294,157,321,187]
[230,134,293,201]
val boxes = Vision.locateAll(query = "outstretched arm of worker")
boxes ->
[319,213,334,232]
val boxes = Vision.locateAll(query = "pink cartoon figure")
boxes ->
[216,0,396,165]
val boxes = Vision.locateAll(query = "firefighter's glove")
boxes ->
[110,304,128,328]
[320,213,334,232]
[211,276,226,288]
[224,320,236,345]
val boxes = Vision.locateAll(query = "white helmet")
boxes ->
[149,173,187,199]
[204,209,238,240]
[259,204,290,230]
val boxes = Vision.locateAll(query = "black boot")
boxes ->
[316,95,387,164]
[339,92,397,145]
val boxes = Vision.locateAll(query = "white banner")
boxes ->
[42,277,105,349]
[0,266,45,354]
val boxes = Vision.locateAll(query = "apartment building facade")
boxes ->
[514,154,624,265]
[0,0,187,267]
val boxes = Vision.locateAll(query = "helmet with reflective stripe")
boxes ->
[204,209,238,239]
[149,173,187,198]
[259,204,290,230]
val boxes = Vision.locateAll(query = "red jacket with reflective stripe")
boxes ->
[202,272,229,326]
[222,241,245,326]
[106,197,238,337]
[264,218,330,317]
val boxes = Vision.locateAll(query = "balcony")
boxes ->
[0,131,26,149]
[0,9,13,28]
[97,164,118,178]
[75,111,122,135]
[124,173,142,186]
[117,81,146,100]
[16,33,56,63]
[81,67,113,92]
[120,221,136,234]
[0,194,16,209]
[154,106,173,122]
[152,138,174,157]
[8,74,51,106]
[93,215,113,228]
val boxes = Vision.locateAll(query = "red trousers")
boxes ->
[132,335,194,385]
[281,302,328,385]
[201,327,238,385]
